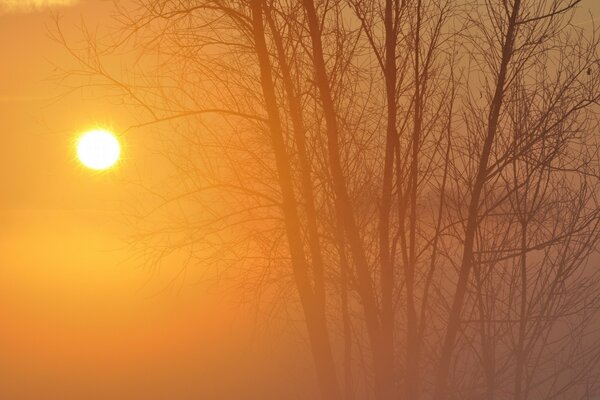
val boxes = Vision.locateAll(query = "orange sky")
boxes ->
[0,1,315,398]
[1,0,599,399]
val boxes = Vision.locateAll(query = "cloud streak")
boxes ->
[0,0,78,14]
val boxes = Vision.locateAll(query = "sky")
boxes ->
[1,0,600,399]
[0,1,315,399]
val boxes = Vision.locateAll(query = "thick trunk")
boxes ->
[433,1,521,398]
[301,0,394,398]
[249,2,341,399]
[405,1,422,398]
[264,6,326,307]
[380,0,398,397]
[335,207,356,400]
[514,221,528,400]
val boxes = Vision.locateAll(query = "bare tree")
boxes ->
[53,0,600,399]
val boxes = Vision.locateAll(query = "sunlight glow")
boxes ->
[77,129,121,170]
[0,0,78,14]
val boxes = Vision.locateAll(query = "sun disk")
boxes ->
[77,129,121,170]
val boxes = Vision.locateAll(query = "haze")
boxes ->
[2,1,600,399]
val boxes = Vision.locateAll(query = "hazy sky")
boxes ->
[1,0,599,212]
[0,1,316,399]
[1,1,599,399]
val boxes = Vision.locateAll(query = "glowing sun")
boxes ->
[77,129,121,170]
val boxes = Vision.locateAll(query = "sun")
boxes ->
[77,129,121,170]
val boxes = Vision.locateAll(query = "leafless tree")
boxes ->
[53,0,600,399]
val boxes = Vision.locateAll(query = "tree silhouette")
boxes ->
[55,0,600,399]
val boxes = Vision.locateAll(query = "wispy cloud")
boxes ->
[0,0,79,14]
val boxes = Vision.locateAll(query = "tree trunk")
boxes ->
[301,0,394,398]
[249,2,341,399]
[433,1,522,398]
[380,0,398,397]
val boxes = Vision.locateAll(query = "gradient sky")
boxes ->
[1,1,599,399]
[0,1,315,399]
